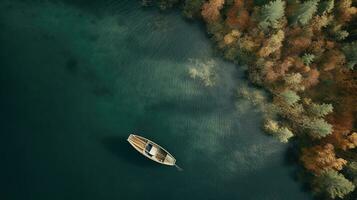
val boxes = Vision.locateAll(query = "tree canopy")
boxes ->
[290,0,319,25]
[280,90,300,105]
[342,42,357,70]
[308,103,333,117]
[259,0,286,30]
[303,118,333,138]
[313,170,355,199]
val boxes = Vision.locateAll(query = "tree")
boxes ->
[201,0,225,23]
[335,30,349,41]
[264,120,293,143]
[308,103,333,117]
[275,127,294,143]
[183,0,205,18]
[289,0,319,26]
[258,30,285,57]
[259,0,286,30]
[313,170,355,199]
[322,49,346,71]
[342,42,357,70]
[301,53,315,66]
[337,0,357,23]
[318,0,334,15]
[284,73,302,85]
[264,119,280,133]
[280,90,300,105]
[346,162,357,184]
[301,144,347,175]
[303,68,320,88]
[226,0,251,30]
[303,118,333,138]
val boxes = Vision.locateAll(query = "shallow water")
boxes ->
[0,0,313,199]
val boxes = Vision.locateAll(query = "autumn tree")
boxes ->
[303,68,320,88]
[284,73,304,91]
[289,0,319,26]
[301,144,347,175]
[201,0,225,23]
[313,170,355,199]
[226,0,251,30]
[258,30,285,57]
[336,0,357,24]
[264,119,294,143]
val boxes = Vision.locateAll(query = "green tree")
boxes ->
[290,0,320,26]
[303,118,333,138]
[336,30,349,41]
[183,0,205,19]
[342,42,357,70]
[259,0,286,30]
[308,103,333,117]
[275,127,294,143]
[346,162,357,185]
[313,170,355,199]
[302,53,315,65]
[280,90,300,105]
[318,0,334,14]
[264,120,293,143]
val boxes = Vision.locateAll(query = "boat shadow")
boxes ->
[101,136,157,167]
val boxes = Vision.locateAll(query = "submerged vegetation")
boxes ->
[146,0,356,199]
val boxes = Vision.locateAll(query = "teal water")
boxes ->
[0,1,312,199]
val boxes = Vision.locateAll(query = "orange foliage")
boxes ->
[226,0,250,30]
[321,50,346,71]
[287,37,311,55]
[274,56,294,77]
[201,0,225,23]
[303,68,320,89]
[337,0,357,24]
[300,144,347,175]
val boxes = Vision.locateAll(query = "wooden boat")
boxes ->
[127,134,177,166]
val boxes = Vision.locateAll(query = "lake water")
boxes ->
[0,0,313,199]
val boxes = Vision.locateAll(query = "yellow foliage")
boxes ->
[258,30,285,57]
[301,144,347,175]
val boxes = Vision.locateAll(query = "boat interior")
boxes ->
[145,143,167,162]
[128,134,175,165]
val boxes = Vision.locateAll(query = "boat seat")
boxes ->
[149,146,158,156]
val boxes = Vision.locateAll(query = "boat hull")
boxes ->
[127,134,176,166]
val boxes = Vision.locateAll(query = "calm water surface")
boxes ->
[0,0,312,199]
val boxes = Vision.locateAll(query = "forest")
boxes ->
[146,0,357,199]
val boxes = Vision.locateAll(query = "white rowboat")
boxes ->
[127,134,177,166]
